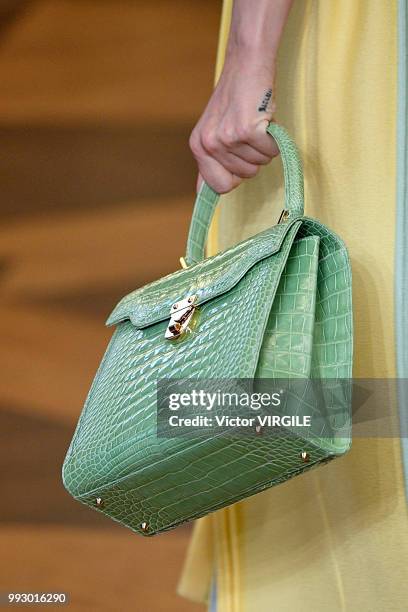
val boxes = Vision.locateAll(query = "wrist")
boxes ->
[221,0,293,82]
[223,41,277,82]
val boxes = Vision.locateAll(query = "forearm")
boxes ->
[224,0,293,77]
[190,0,293,193]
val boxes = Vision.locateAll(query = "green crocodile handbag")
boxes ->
[62,123,353,536]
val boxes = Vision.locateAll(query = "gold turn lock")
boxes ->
[165,295,197,340]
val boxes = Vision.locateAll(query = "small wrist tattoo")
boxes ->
[258,88,273,112]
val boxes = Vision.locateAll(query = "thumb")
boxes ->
[255,118,280,158]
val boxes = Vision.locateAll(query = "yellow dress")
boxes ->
[179,1,408,610]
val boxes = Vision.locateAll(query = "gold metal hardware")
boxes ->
[140,521,149,533]
[300,451,310,463]
[277,209,290,224]
[165,295,197,340]
[95,497,104,507]
[179,256,188,269]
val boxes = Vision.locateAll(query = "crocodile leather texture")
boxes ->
[62,124,353,536]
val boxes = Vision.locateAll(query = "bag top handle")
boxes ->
[184,122,304,266]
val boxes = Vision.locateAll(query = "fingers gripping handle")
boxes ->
[185,122,304,266]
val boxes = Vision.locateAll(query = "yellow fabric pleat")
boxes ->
[179,1,408,610]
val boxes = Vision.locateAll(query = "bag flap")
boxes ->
[106,217,303,329]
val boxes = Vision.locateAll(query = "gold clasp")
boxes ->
[277,209,290,224]
[165,295,197,340]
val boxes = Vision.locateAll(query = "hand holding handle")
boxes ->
[185,122,304,266]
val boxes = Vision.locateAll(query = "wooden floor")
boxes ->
[0,1,220,609]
